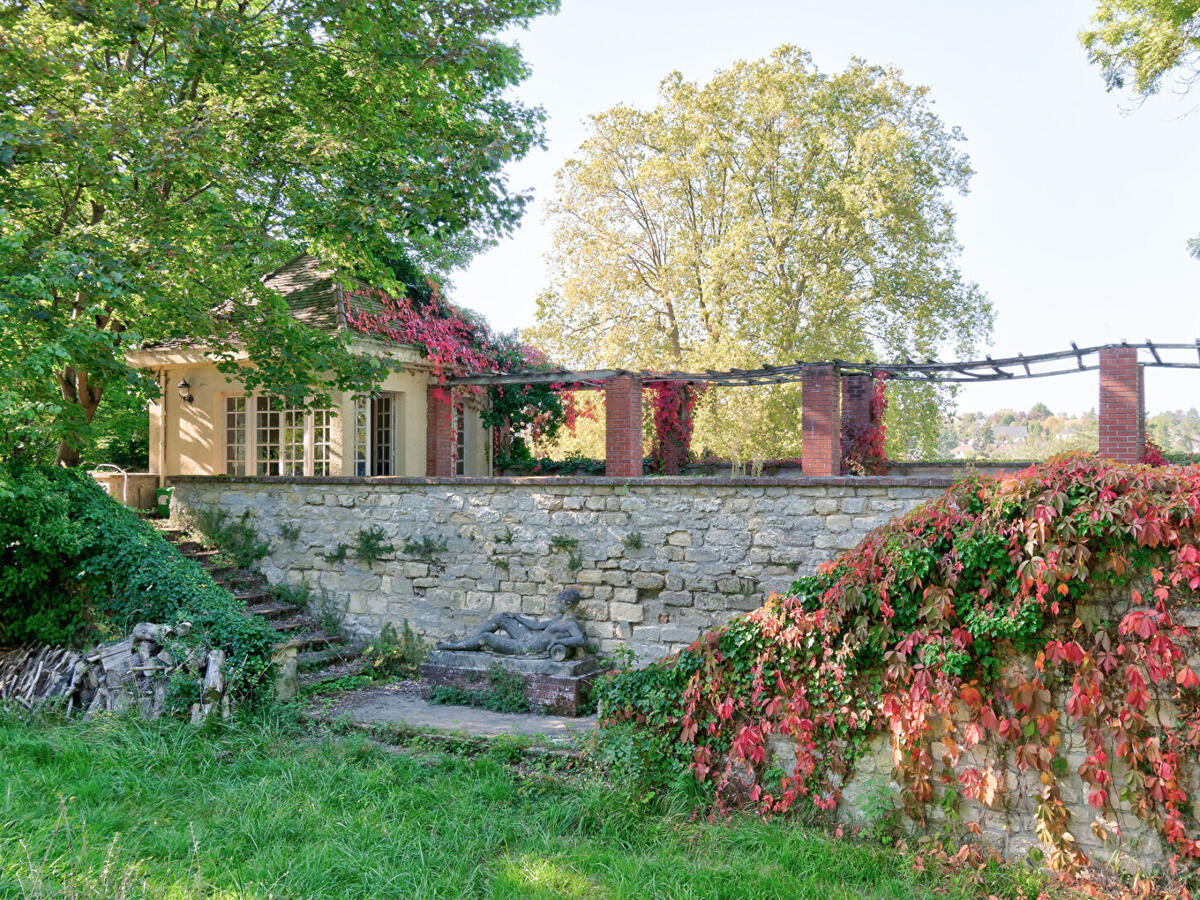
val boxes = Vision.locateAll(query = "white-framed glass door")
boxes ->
[354,393,397,476]
[224,395,332,476]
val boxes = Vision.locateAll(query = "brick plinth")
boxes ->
[419,663,596,716]
[605,375,644,477]
[1098,348,1145,463]
[426,387,454,477]
[802,364,841,477]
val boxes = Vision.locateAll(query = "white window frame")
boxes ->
[454,404,467,476]
[223,394,333,477]
[353,392,400,477]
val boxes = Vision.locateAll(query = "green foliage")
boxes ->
[531,44,991,459]
[402,535,448,564]
[429,665,530,714]
[0,464,277,699]
[599,454,1200,871]
[1081,0,1200,96]
[0,0,560,464]
[549,534,579,552]
[1080,2,1200,259]
[623,531,644,551]
[495,447,607,475]
[324,543,349,564]
[278,522,302,543]
[270,579,313,609]
[0,713,1060,900]
[193,508,270,569]
[859,781,904,846]
[353,525,394,564]
[301,674,375,697]
[360,621,428,680]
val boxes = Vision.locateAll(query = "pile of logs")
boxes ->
[0,622,231,723]
[0,646,86,712]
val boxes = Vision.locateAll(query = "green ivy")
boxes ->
[0,463,277,700]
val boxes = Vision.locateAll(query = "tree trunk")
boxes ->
[54,365,104,467]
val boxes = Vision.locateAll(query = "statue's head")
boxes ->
[555,589,581,613]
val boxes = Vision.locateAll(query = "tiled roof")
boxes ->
[136,253,417,353]
[261,254,344,332]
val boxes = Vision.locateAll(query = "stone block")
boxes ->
[667,530,692,547]
[610,601,644,623]
[660,591,693,607]
[632,572,665,590]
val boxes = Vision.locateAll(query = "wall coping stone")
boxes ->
[168,473,959,489]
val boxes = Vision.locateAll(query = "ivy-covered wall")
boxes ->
[169,475,950,660]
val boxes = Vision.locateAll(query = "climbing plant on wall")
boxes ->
[647,382,704,475]
[345,286,584,447]
[842,372,889,475]
[598,453,1200,872]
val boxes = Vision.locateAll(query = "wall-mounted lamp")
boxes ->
[177,378,194,404]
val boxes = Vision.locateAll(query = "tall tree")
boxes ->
[1081,0,1200,96]
[0,0,558,464]
[528,46,991,459]
[1081,1,1200,258]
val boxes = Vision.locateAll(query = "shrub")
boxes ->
[193,508,270,568]
[401,535,447,564]
[429,664,529,713]
[599,453,1200,872]
[353,525,394,563]
[0,463,277,699]
[360,621,428,679]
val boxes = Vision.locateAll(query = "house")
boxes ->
[126,255,493,481]
[991,424,1028,445]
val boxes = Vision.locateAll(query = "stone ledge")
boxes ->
[424,649,599,678]
[420,661,598,717]
[168,474,959,488]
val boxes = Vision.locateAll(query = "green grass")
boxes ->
[0,710,1053,900]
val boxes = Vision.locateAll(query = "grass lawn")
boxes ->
[0,709,1053,900]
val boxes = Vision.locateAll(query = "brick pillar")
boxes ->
[1098,347,1145,463]
[605,375,643,477]
[802,364,841,477]
[840,374,872,470]
[426,386,453,477]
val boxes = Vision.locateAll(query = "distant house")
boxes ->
[992,424,1028,445]
[126,255,493,480]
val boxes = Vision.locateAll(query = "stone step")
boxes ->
[297,645,362,673]
[245,600,301,621]
[181,548,222,562]
[272,614,320,634]
[275,631,345,654]
[236,589,274,605]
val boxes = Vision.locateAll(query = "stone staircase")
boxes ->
[151,522,360,688]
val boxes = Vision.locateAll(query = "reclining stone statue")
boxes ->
[437,589,587,661]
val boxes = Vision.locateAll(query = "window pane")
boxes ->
[455,405,466,476]
[354,396,369,477]
[372,395,393,476]
[225,397,246,476]
[313,409,332,477]
[256,397,282,476]
[281,406,305,476]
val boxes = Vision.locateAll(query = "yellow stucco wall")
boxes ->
[141,354,490,478]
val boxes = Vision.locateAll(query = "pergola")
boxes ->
[428,341,1200,477]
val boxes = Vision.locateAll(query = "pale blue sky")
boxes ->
[453,0,1200,415]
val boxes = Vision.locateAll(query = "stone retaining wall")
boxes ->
[170,475,950,660]
[768,581,1200,873]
